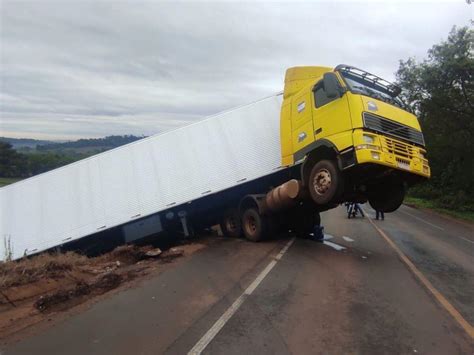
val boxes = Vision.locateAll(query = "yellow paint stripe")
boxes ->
[366,217,474,340]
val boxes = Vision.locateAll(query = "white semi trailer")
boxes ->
[1,94,309,261]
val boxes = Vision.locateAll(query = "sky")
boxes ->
[0,0,472,140]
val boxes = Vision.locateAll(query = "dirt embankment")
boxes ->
[0,241,206,341]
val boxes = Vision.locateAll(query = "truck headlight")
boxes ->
[355,144,381,151]
[363,135,375,144]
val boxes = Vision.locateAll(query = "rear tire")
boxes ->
[220,209,242,238]
[308,160,343,205]
[368,181,406,213]
[241,208,267,242]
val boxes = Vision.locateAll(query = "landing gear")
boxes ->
[308,160,343,205]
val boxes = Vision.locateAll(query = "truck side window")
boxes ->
[314,82,337,108]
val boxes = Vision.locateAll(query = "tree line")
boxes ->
[36,135,144,151]
[396,26,473,211]
[0,142,84,177]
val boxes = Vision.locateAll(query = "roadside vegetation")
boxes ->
[0,177,20,188]
[404,196,474,223]
[0,251,89,290]
[396,26,473,220]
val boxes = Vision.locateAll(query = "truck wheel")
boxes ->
[242,208,267,242]
[368,181,405,213]
[308,160,343,205]
[220,210,242,238]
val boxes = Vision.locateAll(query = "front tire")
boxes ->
[368,181,406,212]
[308,160,343,205]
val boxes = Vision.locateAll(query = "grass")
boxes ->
[404,196,474,223]
[0,244,152,291]
[0,251,89,290]
[0,177,21,187]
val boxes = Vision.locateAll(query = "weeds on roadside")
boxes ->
[0,251,89,290]
[2,235,13,262]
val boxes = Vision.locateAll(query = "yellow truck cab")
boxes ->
[281,65,430,212]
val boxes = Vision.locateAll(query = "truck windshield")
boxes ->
[337,66,404,109]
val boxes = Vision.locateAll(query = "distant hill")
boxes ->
[0,137,56,149]
[0,135,146,155]
[36,135,146,154]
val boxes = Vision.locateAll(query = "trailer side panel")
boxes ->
[0,94,283,260]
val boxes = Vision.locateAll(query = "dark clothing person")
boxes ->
[344,202,351,212]
[354,203,364,217]
[376,210,385,220]
[312,225,325,241]
[347,203,364,218]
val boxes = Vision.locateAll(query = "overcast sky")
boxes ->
[0,0,471,140]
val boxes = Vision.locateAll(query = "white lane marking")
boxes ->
[365,205,474,247]
[187,238,295,355]
[456,236,474,245]
[323,241,346,251]
[365,217,474,340]
[342,236,354,242]
[399,209,474,245]
[398,209,444,231]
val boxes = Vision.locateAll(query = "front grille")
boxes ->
[383,137,415,159]
[396,157,410,165]
[363,112,425,146]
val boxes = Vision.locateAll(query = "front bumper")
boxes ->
[354,131,430,178]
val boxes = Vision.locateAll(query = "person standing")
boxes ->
[354,203,365,217]
[376,210,385,220]
[347,202,364,218]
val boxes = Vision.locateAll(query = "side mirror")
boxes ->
[323,73,341,99]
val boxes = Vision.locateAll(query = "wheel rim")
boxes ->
[244,215,257,237]
[313,168,331,195]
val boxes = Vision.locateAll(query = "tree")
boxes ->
[396,26,474,209]
[0,142,28,177]
[26,153,78,175]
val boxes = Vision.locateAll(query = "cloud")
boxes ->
[0,0,471,140]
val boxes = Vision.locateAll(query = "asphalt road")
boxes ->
[4,205,474,354]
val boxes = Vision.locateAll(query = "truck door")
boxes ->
[312,80,352,143]
[291,90,315,154]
